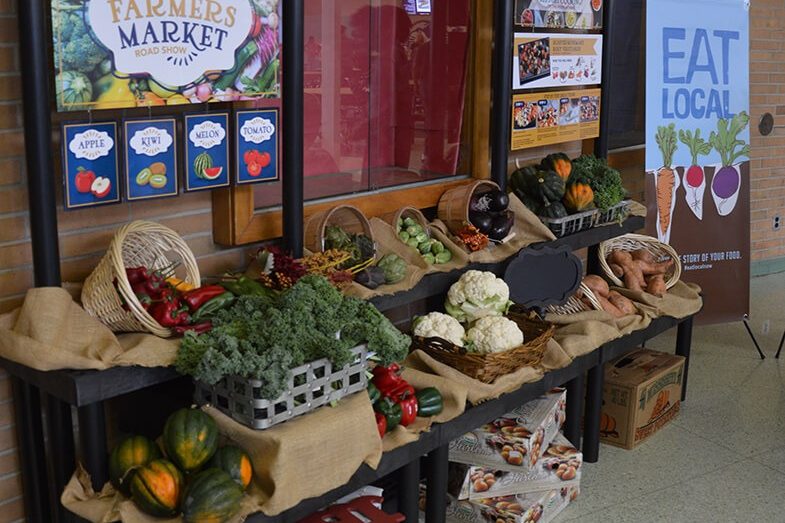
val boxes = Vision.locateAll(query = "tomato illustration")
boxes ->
[257,152,271,168]
[247,162,262,177]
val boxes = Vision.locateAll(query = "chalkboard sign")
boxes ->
[503,245,583,309]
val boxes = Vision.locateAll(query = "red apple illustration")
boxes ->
[74,167,96,194]
[90,177,112,199]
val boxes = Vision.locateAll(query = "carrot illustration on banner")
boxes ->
[654,124,679,243]
[709,111,750,217]
[678,128,712,220]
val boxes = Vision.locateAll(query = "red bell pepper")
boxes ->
[375,412,387,437]
[125,267,149,285]
[174,321,213,336]
[372,363,404,393]
[398,395,418,427]
[182,285,226,312]
[149,298,186,328]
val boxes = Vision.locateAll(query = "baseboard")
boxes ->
[752,257,785,278]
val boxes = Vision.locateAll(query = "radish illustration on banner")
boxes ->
[678,129,712,220]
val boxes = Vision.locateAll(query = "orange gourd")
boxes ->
[541,153,573,181]
[563,182,595,212]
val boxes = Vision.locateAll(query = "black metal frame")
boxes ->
[8,0,698,521]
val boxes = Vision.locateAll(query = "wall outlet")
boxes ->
[774,216,781,231]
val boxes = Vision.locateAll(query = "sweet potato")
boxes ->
[631,249,656,264]
[597,295,625,318]
[636,258,674,276]
[583,275,610,297]
[609,263,624,278]
[608,250,645,291]
[608,291,636,316]
[646,274,667,297]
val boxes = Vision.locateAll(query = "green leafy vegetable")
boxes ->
[569,155,627,211]
[678,129,712,166]
[176,275,410,400]
[709,111,750,167]
[655,124,678,168]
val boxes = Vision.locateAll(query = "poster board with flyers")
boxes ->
[514,0,604,31]
[513,33,602,91]
[511,89,600,150]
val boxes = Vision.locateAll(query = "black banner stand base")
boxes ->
[742,315,767,360]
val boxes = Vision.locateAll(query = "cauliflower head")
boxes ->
[466,316,524,354]
[445,270,512,323]
[413,312,465,347]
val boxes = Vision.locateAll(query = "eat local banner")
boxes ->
[646,0,750,324]
[52,0,280,111]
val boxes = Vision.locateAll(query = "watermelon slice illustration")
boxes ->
[202,166,223,180]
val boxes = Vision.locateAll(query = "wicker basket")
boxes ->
[437,180,500,235]
[194,344,369,430]
[598,233,682,290]
[547,283,602,315]
[412,312,554,383]
[304,205,374,253]
[81,221,201,338]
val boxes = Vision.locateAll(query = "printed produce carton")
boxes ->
[450,389,566,471]
[469,486,580,523]
[601,349,685,449]
[457,432,582,500]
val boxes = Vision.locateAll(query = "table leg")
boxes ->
[397,458,421,522]
[11,378,52,522]
[564,372,585,449]
[582,364,604,463]
[675,317,694,401]
[424,444,449,523]
[78,403,108,491]
[47,395,77,523]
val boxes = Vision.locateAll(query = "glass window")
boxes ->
[608,0,645,150]
[254,0,472,209]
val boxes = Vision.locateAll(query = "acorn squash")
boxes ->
[182,468,244,523]
[129,459,183,517]
[510,166,565,204]
[109,435,161,495]
[207,446,254,490]
[541,153,572,181]
[163,408,219,473]
[564,182,595,212]
[541,201,569,219]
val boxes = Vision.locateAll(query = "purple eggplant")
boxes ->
[469,211,493,235]
[489,211,515,241]
[470,190,509,214]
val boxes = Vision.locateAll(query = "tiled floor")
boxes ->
[560,274,785,522]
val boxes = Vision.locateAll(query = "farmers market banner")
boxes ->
[645,0,750,323]
[52,0,280,111]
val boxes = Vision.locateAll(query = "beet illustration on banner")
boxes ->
[61,122,121,210]
[708,112,750,217]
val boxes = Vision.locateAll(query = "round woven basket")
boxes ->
[81,221,201,338]
[598,233,681,290]
[437,180,500,234]
[304,205,374,253]
[412,311,554,383]
[387,207,430,236]
[548,283,602,315]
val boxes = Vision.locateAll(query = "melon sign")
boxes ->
[51,0,281,111]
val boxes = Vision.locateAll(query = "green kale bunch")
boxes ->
[570,155,627,211]
[176,275,410,400]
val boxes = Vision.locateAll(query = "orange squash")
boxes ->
[541,153,572,181]
[563,182,595,212]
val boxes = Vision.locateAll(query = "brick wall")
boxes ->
[0,1,781,520]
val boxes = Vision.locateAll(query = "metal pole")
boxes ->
[424,444,449,523]
[397,459,421,522]
[582,363,604,463]
[79,404,109,490]
[675,317,696,401]
[16,0,68,518]
[594,0,614,159]
[282,0,305,257]
[564,373,585,448]
[490,0,514,190]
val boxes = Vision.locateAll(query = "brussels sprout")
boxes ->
[407,237,420,249]
[422,253,436,264]
[403,217,417,228]
[397,217,404,230]
[431,240,445,255]
[399,231,410,242]
[418,240,433,254]
[434,250,453,264]
[406,225,423,237]
[415,233,428,244]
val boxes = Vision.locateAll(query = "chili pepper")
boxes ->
[174,310,191,326]
[375,412,387,438]
[367,383,381,405]
[149,299,182,327]
[371,364,405,395]
[182,285,226,312]
[221,276,276,298]
[173,321,213,336]
[374,398,402,431]
[192,292,235,322]
[398,394,418,427]
[415,387,444,417]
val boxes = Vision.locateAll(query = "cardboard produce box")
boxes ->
[469,486,580,523]
[450,389,567,471]
[601,349,685,449]
[457,432,582,500]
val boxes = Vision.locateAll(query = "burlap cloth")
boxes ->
[0,287,178,371]
[62,392,383,521]
[431,194,556,265]
[615,281,703,320]
[403,338,570,406]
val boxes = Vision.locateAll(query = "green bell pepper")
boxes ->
[367,383,381,405]
[374,398,402,430]
[192,292,235,322]
[415,387,444,417]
